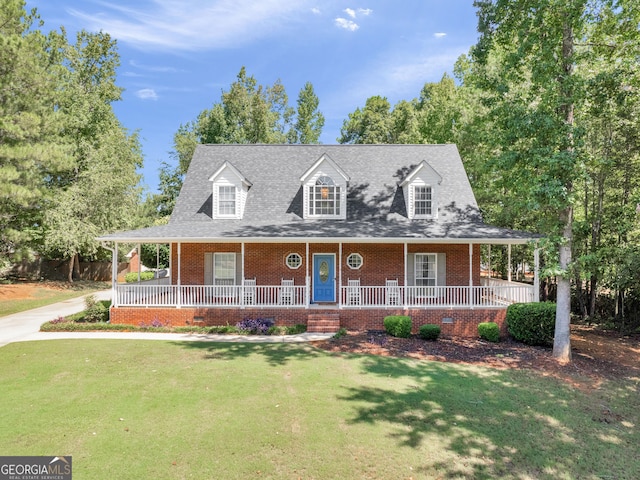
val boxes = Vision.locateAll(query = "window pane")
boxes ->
[414,186,432,216]
[309,177,340,216]
[219,186,236,215]
[214,253,235,285]
[415,254,436,286]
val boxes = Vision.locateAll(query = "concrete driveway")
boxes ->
[0,290,333,347]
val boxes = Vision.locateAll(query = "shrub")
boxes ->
[478,322,500,342]
[333,328,347,339]
[506,302,556,346]
[83,295,108,323]
[383,315,412,338]
[125,271,155,283]
[235,317,274,335]
[419,324,441,341]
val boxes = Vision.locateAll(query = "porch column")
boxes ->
[338,242,343,308]
[305,242,310,307]
[404,243,408,308]
[508,244,512,282]
[534,246,540,302]
[113,242,119,307]
[156,244,160,278]
[487,244,491,279]
[137,243,141,282]
[177,242,181,308]
[241,242,245,308]
[469,243,473,286]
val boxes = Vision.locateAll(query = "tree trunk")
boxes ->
[553,207,573,363]
[67,255,75,283]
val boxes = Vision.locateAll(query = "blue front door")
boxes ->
[313,254,335,302]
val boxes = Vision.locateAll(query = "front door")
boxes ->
[313,254,335,302]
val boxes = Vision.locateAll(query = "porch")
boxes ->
[112,277,534,309]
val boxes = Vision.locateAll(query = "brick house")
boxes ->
[98,144,540,336]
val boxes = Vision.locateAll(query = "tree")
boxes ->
[338,96,393,144]
[289,82,324,144]
[472,0,640,362]
[0,1,69,266]
[42,30,142,281]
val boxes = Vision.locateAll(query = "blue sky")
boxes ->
[26,0,480,194]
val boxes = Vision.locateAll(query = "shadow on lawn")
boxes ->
[171,340,324,366]
[172,340,637,479]
[339,355,637,480]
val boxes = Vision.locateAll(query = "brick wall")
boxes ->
[109,306,507,338]
[170,242,481,287]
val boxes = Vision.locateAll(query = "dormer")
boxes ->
[300,154,350,220]
[208,161,252,219]
[401,161,442,219]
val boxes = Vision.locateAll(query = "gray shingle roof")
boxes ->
[99,144,539,243]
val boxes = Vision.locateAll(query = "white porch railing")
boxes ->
[114,281,534,308]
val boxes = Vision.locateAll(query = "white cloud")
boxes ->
[344,8,356,18]
[358,8,373,16]
[311,7,321,15]
[136,88,159,100]
[335,17,359,31]
[67,0,310,51]
[434,32,447,38]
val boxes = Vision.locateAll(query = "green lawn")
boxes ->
[0,282,109,317]
[0,340,638,479]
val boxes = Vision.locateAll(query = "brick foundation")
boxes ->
[109,306,507,338]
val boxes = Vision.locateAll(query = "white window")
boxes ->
[309,176,341,217]
[346,253,363,270]
[218,186,236,216]
[214,253,236,285]
[415,253,437,291]
[286,253,302,269]
[413,185,432,217]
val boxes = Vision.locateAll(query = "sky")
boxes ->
[26,0,480,194]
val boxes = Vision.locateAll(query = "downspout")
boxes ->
[241,242,245,309]
[508,244,512,282]
[305,242,310,307]
[469,243,474,308]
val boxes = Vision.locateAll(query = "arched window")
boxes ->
[309,176,341,216]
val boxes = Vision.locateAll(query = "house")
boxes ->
[98,144,540,336]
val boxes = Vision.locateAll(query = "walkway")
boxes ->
[0,290,333,347]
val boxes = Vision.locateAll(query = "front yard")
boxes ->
[1,339,638,479]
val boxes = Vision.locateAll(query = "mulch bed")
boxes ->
[314,327,640,390]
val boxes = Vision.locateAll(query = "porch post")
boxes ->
[137,243,141,282]
[305,242,310,307]
[113,242,119,307]
[403,243,408,308]
[469,243,473,307]
[487,244,491,279]
[338,242,343,308]
[534,246,540,302]
[177,242,181,308]
[508,244,512,282]
[241,242,245,308]
[156,244,160,278]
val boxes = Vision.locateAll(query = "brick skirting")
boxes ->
[109,306,507,338]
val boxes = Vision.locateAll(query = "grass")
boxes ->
[0,281,109,317]
[0,340,638,479]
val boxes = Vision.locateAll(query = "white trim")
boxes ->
[299,153,350,183]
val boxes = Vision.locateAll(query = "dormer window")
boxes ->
[310,176,341,216]
[401,161,442,220]
[209,161,252,220]
[300,154,350,220]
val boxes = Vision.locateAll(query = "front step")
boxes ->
[307,314,340,333]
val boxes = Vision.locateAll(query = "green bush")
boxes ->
[125,271,155,283]
[383,315,412,338]
[418,324,441,341]
[478,322,500,342]
[83,295,108,323]
[506,302,556,346]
